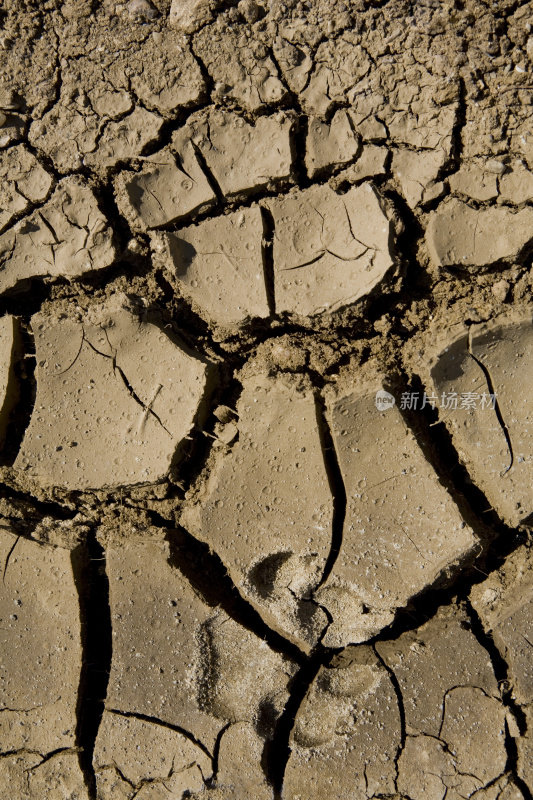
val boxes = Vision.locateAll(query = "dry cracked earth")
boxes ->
[1,0,533,798]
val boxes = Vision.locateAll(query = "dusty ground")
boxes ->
[0,0,533,797]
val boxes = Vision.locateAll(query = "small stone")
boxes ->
[491,278,510,301]
[127,0,158,18]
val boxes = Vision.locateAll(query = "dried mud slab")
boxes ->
[315,371,476,647]
[99,534,295,797]
[305,109,361,178]
[470,545,533,789]
[283,646,401,800]
[426,199,533,269]
[15,297,211,490]
[377,606,510,798]
[176,109,294,198]
[155,206,269,328]
[182,371,333,652]
[116,146,216,231]
[0,145,52,233]
[263,183,395,317]
[430,315,533,527]
[0,521,85,793]
[0,178,116,296]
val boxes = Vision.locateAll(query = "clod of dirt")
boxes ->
[181,371,333,652]
[377,606,509,798]
[128,30,206,116]
[116,146,216,231]
[99,534,295,795]
[194,21,287,112]
[430,315,533,527]
[392,147,446,207]
[305,109,360,178]
[0,145,52,233]
[15,297,211,490]
[175,109,294,199]
[0,178,117,296]
[283,646,401,800]
[262,183,395,317]
[0,522,82,755]
[0,315,19,446]
[426,199,533,269]
[169,0,217,33]
[84,107,164,172]
[94,711,211,799]
[470,544,533,788]
[299,33,372,118]
[315,373,477,647]
[155,206,269,328]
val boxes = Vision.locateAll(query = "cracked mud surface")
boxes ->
[1,0,533,798]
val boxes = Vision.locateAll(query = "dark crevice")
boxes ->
[72,531,112,800]
[288,113,309,189]
[190,140,225,206]
[467,326,514,475]
[260,205,276,316]
[465,600,531,794]
[0,319,34,466]
[266,652,326,798]
[164,523,306,665]
[313,390,346,589]
[207,721,232,785]
[373,643,406,790]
